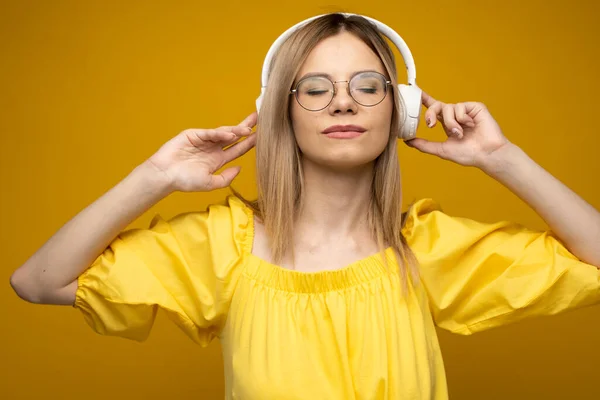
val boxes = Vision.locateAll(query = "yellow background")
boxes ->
[2,0,599,398]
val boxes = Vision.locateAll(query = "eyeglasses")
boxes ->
[290,71,392,111]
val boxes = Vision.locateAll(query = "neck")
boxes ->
[295,158,374,248]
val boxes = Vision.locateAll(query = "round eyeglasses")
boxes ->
[290,71,392,111]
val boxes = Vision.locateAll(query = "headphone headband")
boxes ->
[260,13,417,90]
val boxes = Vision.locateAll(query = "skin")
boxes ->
[275,31,395,271]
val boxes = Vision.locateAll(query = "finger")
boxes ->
[442,104,463,139]
[216,125,254,136]
[231,125,254,136]
[405,138,446,158]
[222,133,257,163]
[238,112,258,130]
[207,166,242,190]
[424,101,443,128]
[454,103,475,127]
[421,91,437,108]
[462,101,487,120]
[192,129,237,144]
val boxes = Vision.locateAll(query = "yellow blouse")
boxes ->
[74,196,600,399]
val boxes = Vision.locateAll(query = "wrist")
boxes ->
[478,142,527,178]
[132,160,176,199]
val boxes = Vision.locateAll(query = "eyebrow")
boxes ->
[297,69,386,82]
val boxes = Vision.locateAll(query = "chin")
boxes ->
[308,149,383,170]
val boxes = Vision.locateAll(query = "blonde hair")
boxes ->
[231,13,420,292]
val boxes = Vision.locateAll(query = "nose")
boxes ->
[328,81,357,115]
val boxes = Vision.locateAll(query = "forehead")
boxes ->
[296,31,387,79]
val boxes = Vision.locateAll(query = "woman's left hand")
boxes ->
[405,91,511,168]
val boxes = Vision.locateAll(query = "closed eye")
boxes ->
[306,89,330,96]
[356,87,378,94]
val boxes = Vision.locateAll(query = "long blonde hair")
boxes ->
[231,13,419,292]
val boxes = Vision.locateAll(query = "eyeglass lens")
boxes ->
[294,72,388,111]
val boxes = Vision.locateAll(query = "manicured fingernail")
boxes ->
[426,118,433,127]
[452,128,461,136]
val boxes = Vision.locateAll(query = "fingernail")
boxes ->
[426,118,433,128]
[452,128,461,137]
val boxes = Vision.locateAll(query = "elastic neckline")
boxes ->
[233,196,398,294]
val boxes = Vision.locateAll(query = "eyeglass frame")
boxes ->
[289,71,393,112]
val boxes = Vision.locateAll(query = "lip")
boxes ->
[322,124,367,134]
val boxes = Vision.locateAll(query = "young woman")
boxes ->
[10,13,600,400]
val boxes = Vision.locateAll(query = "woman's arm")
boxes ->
[480,143,600,267]
[10,161,172,305]
[406,92,600,267]
[10,112,258,305]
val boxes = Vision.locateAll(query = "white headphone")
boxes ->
[256,13,422,140]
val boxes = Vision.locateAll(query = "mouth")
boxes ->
[321,124,367,139]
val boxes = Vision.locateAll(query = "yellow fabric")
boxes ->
[75,196,600,399]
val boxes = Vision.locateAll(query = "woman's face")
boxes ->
[290,31,394,170]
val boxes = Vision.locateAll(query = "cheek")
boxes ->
[381,95,394,127]
[371,98,394,145]
[290,103,318,146]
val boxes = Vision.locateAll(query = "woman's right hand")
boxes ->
[147,112,257,192]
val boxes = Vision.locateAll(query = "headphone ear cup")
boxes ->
[397,84,422,140]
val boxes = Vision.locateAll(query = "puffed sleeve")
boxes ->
[402,198,600,335]
[73,196,249,345]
